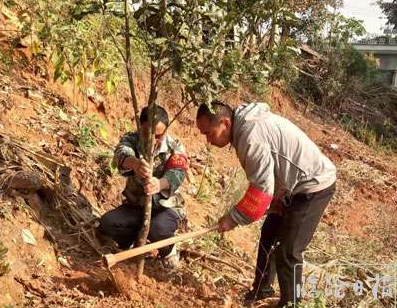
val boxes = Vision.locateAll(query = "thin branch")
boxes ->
[167,88,194,128]
[293,65,322,80]
[182,249,246,275]
[148,62,160,110]
[124,0,143,146]
[14,277,47,298]
[108,29,127,63]
[200,263,249,288]
[0,29,21,33]
[195,147,210,198]
[155,64,173,83]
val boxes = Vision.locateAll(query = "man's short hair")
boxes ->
[196,100,233,123]
[139,105,169,126]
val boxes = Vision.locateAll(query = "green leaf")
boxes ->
[93,58,100,73]
[53,53,65,82]
[31,40,41,55]
[81,51,88,69]
[124,121,132,132]
[75,71,84,87]
[164,12,173,26]
[109,159,118,175]
[100,126,109,140]
[152,37,167,45]
[106,77,116,93]
[21,229,37,246]
[286,46,301,55]
[4,0,17,8]
[60,70,71,84]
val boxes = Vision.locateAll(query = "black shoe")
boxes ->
[243,287,276,306]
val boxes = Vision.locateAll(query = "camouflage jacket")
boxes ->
[114,131,188,218]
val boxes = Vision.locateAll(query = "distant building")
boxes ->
[353,36,397,87]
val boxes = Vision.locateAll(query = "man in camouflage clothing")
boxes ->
[99,105,188,268]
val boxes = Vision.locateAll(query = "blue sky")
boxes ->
[340,0,388,35]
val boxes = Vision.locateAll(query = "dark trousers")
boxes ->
[99,203,180,257]
[253,183,335,307]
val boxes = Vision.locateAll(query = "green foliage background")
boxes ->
[2,0,396,150]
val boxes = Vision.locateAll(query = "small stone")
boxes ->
[188,186,197,195]
[58,257,71,268]
[28,90,44,101]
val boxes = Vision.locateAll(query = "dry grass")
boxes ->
[301,157,397,308]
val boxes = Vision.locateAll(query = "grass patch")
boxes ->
[340,113,397,152]
[73,115,108,150]
[0,241,10,276]
[0,46,13,68]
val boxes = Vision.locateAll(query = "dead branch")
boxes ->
[0,130,66,168]
[182,249,245,275]
[200,263,249,288]
[0,131,104,256]
[293,65,322,80]
[27,204,58,245]
[220,247,255,271]
[14,276,47,298]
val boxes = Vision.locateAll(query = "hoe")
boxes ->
[103,225,218,268]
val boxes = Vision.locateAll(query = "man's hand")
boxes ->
[124,157,151,178]
[144,177,170,195]
[144,177,161,195]
[217,214,238,233]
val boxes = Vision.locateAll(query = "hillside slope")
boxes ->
[0,32,396,308]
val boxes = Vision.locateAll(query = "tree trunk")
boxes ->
[123,0,155,277]
[124,0,143,145]
[268,0,278,50]
[135,65,157,276]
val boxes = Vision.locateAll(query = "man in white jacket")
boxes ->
[196,101,336,307]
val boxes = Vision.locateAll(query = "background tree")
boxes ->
[379,0,397,29]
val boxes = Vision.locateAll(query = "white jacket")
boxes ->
[229,102,336,225]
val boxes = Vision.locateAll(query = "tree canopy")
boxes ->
[379,0,397,29]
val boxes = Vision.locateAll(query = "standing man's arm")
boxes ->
[219,136,275,232]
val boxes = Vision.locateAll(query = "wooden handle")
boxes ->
[103,225,218,268]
